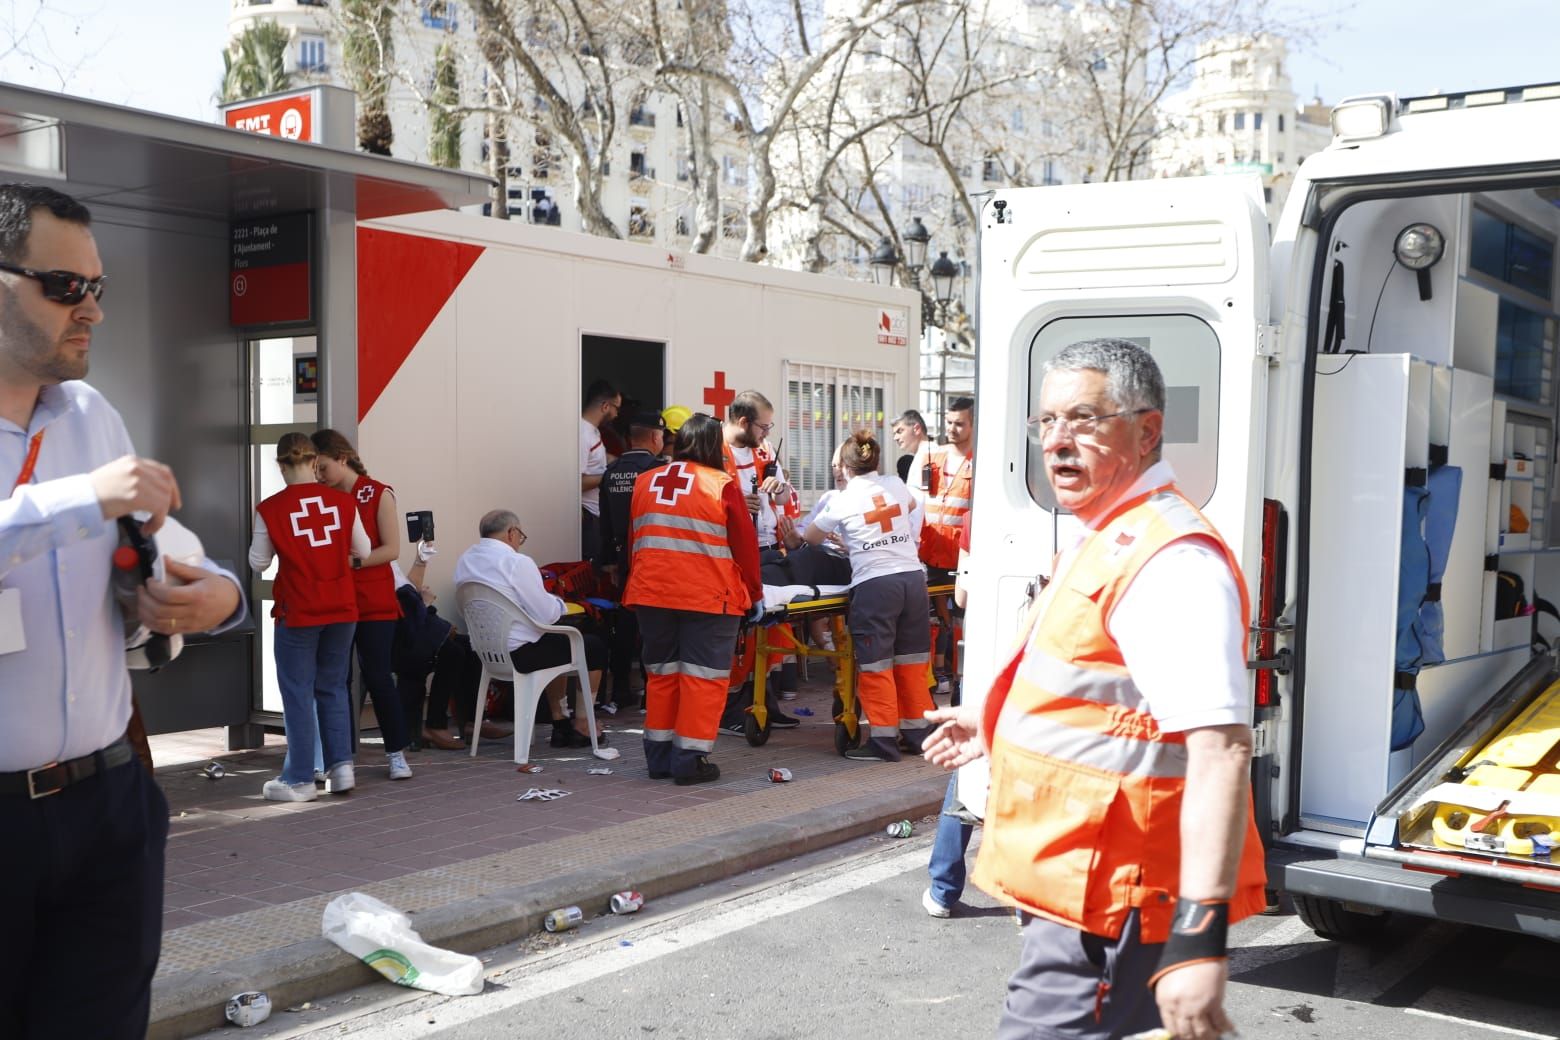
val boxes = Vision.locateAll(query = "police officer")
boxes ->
[624,413,761,784]
[598,411,667,710]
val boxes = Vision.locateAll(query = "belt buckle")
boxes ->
[26,762,62,799]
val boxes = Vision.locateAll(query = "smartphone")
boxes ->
[406,510,434,544]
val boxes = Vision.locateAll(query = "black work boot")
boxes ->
[844,736,902,762]
[674,756,721,786]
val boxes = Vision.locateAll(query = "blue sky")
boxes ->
[0,0,1555,123]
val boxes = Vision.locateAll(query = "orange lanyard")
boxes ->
[10,430,44,494]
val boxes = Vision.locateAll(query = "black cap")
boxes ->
[628,411,667,432]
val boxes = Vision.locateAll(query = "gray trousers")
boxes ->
[996,910,1163,1040]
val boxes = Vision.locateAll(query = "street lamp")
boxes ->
[903,217,930,272]
[929,251,959,314]
[869,236,900,285]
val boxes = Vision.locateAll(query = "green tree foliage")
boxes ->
[219,21,294,103]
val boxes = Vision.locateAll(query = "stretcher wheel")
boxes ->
[744,712,771,747]
[834,721,861,755]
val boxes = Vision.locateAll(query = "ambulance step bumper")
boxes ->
[1283,853,1560,940]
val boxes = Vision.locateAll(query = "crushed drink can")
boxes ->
[769,767,793,783]
[886,820,913,838]
[544,905,583,932]
[201,761,225,780]
[610,890,644,914]
[224,991,272,1028]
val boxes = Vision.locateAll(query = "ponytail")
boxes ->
[310,428,369,477]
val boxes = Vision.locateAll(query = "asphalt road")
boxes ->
[202,835,1560,1040]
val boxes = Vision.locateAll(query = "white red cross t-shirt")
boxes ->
[810,473,924,586]
[580,417,607,516]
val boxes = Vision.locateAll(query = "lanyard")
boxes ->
[10,430,44,494]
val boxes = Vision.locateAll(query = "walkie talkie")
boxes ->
[113,517,172,670]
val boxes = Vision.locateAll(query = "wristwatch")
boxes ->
[351,558,362,569]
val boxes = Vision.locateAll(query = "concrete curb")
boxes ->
[148,776,944,1039]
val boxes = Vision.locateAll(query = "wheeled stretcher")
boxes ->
[732,582,957,752]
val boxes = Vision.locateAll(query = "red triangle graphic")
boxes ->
[357,227,484,421]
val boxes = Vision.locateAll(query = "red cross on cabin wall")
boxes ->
[649,463,695,506]
[863,493,903,535]
[703,371,736,414]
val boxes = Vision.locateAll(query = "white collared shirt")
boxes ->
[453,537,564,650]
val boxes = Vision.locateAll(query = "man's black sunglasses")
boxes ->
[0,260,106,304]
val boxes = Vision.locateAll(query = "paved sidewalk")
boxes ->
[147,677,948,1038]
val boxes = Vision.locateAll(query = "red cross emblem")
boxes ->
[290,495,342,547]
[649,463,695,506]
[356,484,375,504]
[703,370,736,413]
[863,493,903,535]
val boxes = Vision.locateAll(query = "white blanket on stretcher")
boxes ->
[762,583,851,612]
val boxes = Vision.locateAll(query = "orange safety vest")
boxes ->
[623,460,752,616]
[722,441,800,521]
[920,445,972,569]
[971,484,1267,944]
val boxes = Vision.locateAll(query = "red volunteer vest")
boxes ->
[256,484,358,626]
[350,474,402,622]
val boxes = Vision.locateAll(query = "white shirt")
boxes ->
[725,442,793,546]
[810,472,924,586]
[1049,460,1248,733]
[453,537,564,650]
[0,381,246,772]
[580,417,607,516]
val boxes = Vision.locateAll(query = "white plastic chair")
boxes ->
[455,581,617,764]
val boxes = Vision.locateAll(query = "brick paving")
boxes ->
[151,673,947,981]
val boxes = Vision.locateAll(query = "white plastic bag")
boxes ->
[322,892,484,996]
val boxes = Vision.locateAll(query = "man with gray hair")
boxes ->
[922,339,1266,1040]
[453,510,609,748]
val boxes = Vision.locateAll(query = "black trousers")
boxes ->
[608,606,641,703]
[399,632,483,732]
[355,618,411,753]
[0,757,168,1039]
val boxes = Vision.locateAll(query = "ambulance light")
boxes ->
[1395,223,1445,301]
[1330,95,1394,142]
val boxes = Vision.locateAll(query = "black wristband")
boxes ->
[1149,898,1229,988]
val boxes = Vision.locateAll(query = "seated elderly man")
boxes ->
[453,509,610,748]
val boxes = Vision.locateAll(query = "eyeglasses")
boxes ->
[509,526,528,546]
[0,260,106,304]
[1026,408,1150,444]
[750,420,774,435]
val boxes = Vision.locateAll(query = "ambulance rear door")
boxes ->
[966,176,1273,739]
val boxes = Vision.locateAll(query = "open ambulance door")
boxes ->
[965,176,1273,812]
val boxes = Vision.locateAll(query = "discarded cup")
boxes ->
[885,820,913,838]
[610,890,644,914]
[225,991,272,1028]
[544,906,584,932]
[201,761,225,780]
[768,768,793,783]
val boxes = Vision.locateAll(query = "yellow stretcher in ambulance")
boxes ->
[967,83,1560,941]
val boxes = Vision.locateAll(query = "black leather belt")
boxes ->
[1,738,134,800]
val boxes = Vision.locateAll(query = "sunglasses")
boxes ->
[0,260,106,304]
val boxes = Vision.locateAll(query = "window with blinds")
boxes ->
[783,362,896,507]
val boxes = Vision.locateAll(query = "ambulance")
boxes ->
[968,83,1560,941]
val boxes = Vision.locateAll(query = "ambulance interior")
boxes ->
[1301,177,1560,870]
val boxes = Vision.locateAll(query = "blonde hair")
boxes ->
[840,430,881,475]
[276,432,317,468]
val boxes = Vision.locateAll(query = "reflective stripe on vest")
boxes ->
[632,512,728,538]
[634,535,734,560]
[971,483,1267,944]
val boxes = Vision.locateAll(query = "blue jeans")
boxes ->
[927,774,974,908]
[275,619,356,785]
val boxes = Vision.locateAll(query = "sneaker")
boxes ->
[674,757,721,786]
[597,702,619,716]
[778,690,798,701]
[325,762,355,795]
[922,887,953,919]
[935,677,952,696]
[313,770,328,787]
[263,778,317,802]
[719,716,747,735]
[768,710,802,729]
[387,751,413,781]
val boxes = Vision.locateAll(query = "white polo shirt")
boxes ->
[580,417,607,516]
[810,473,924,585]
